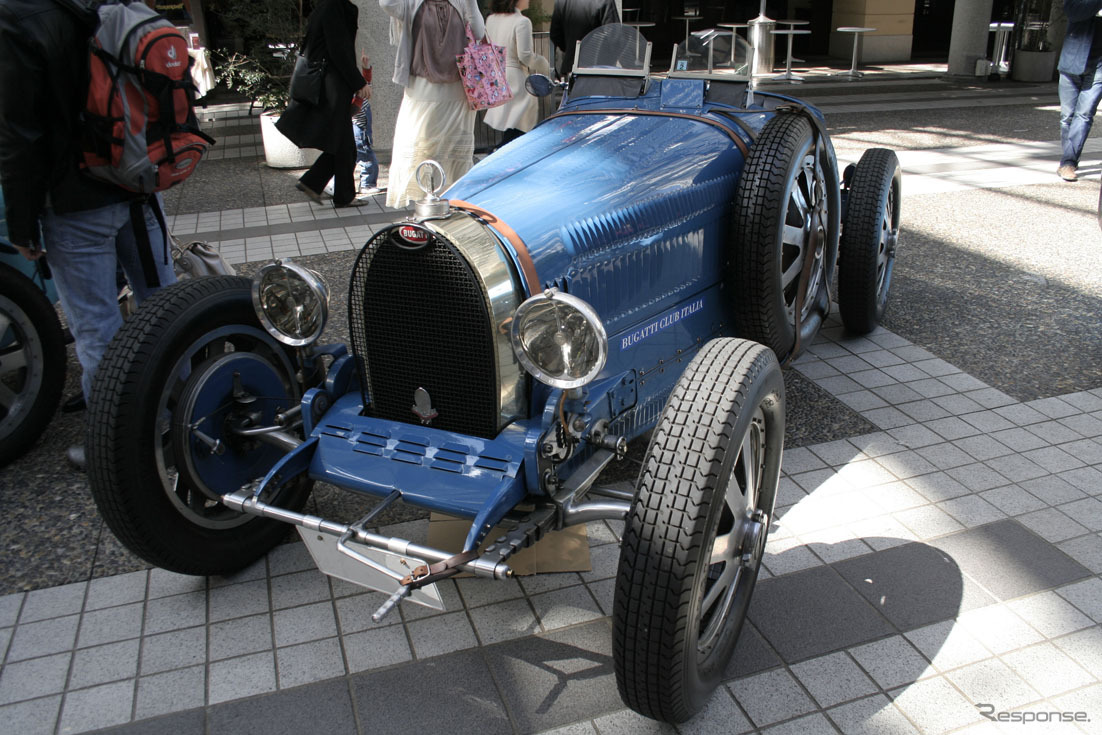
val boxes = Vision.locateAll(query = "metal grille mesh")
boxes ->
[349,229,499,438]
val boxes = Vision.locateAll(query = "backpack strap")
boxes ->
[130,195,169,288]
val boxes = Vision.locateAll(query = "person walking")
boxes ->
[0,0,177,468]
[1057,0,1102,181]
[381,0,486,208]
[277,0,370,207]
[484,0,549,147]
[549,0,619,78]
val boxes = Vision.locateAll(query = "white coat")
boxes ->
[483,11,549,133]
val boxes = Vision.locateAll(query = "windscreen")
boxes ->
[575,24,649,72]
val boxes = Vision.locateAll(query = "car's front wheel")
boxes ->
[730,112,840,362]
[87,276,312,575]
[612,338,784,722]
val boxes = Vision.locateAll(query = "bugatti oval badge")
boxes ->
[396,225,431,248]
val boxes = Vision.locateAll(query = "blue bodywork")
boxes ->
[251,76,823,551]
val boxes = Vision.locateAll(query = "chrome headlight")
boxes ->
[251,260,329,347]
[509,289,607,389]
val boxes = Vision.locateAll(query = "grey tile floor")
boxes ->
[1,316,1099,735]
[1,72,1101,735]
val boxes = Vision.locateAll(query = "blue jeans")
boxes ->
[1059,55,1102,167]
[40,196,175,400]
[354,105,379,188]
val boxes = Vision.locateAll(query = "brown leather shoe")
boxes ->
[1058,163,1078,182]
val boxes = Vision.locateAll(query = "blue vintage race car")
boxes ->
[87,26,900,722]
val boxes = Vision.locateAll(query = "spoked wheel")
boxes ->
[838,148,901,334]
[730,113,840,361]
[0,264,66,468]
[87,276,312,575]
[613,338,784,722]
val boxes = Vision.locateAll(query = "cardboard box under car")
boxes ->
[427,513,591,575]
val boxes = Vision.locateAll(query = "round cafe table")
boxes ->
[718,22,749,67]
[776,18,809,62]
[771,28,810,82]
[674,14,702,55]
[837,26,876,79]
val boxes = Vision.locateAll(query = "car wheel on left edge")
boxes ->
[0,263,67,468]
[612,338,784,722]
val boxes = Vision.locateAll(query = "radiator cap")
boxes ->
[412,160,451,220]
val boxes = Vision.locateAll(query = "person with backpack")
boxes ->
[0,0,183,468]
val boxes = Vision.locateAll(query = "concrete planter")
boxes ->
[259,112,320,169]
[1011,49,1057,82]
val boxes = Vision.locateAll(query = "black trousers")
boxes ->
[299,121,356,205]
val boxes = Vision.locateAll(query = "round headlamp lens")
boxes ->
[251,261,329,346]
[510,290,607,389]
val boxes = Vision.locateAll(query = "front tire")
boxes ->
[730,113,840,361]
[87,276,312,575]
[0,264,66,468]
[613,338,784,722]
[838,148,901,334]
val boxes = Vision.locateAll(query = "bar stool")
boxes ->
[836,26,875,79]
[622,7,639,21]
[717,22,749,67]
[777,18,809,62]
[771,28,810,82]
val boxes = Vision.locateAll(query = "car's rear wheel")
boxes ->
[730,113,840,361]
[87,276,311,575]
[613,338,784,722]
[0,263,66,468]
[838,148,901,334]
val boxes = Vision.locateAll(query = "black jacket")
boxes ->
[549,0,619,77]
[0,0,130,247]
[275,0,360,153]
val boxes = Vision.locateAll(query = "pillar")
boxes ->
[947,0,995,76]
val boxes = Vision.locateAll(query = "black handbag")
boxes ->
[289,53,326,106]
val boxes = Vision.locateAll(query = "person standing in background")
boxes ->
[380,0,485,208]
[1057,0,1102,181]
[353,49,383,196]
[549,0,619,78]
[484,0,549,147]
[278,0,370,207]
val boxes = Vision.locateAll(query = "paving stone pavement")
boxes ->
[0,70,1100,735]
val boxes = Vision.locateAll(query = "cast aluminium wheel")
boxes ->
[838,148,901,334]
[613,338,784,722]
[730,113,840,361]
[0,264,66,468]
[87,276,311,575]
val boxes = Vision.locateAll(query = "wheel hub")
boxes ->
[739,509,768,569]
[172,351,293,500]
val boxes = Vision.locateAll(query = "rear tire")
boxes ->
[613,338,784,722]
[0,264,66,467]
[87,276,311,575]
[838,148,901,334]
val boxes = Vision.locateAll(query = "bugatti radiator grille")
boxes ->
[349,228,499,439]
